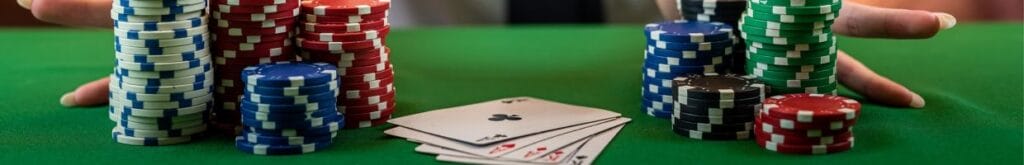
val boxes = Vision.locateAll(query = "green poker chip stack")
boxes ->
[740,0,841,95]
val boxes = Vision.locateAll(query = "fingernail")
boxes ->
[16,0,32,10]
[60,92,77,107]
[932,12,957,30]
[909,93,926,108]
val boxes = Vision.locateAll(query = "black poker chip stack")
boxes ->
[671,73,765,140]
[677,0,748,74]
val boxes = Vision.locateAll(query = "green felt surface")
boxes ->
[0,23,1021,164]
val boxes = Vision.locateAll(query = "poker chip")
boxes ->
[672,73,765,100]
[644,20,733,43]
[233,62,341,155]
[753,94,861,154]
[740,0,841,95]
[295,0,396,130]
[672,127,751,140]
[108,0,215,146]
[762,94,861,122]
[640,19,736,119]
[666,68,762,140]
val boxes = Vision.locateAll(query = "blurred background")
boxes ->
[2,0,1021,27]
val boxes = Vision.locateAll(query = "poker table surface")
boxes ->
[0,23,1021,164]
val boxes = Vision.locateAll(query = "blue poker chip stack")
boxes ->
[677,0,749,74]
[108,0,213,146]
[642,20,735,119]
[236,62,343,155]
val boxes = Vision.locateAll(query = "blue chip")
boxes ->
[642,83,674,96]
[647,38,735,51]
[642,102,674,119]
[239,131,337,146]
[234,136,333,155]
[643,60,729,75]
[644,20,734,43]
[242,90,338,105]
[241,106,337,121]
[644,53,727,66]
[245,118,344,137]
[240,99,337,113]
[642,97,674,112]
[242,62,338,87]
[246,81,339,96]
[241,112,342,130]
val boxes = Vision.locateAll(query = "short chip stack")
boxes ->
[642,20,735,119]
[676,0,749,74]
[210,0,301,131]
[108,0,213,145]
[296,0,396,129]
[236,62,343,155]
[755,93,860,154]
[740,0,841,95]
[670,73,764,140]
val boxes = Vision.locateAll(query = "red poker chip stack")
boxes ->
[754,93,862,155]
[209,0,301,132]
[297,0,394,129]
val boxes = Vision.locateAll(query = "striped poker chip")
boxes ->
[761,93,861,123]
[241,62,338,87]
[672,73,765,101]
[644,20,734,43]
[301,0,391,16]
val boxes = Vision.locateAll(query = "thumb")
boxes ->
[22,0,113,28]
[61,77,110,107]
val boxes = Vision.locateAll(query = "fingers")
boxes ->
[832,2,956,39]
[61,77,110,107]
[27,0,113,28]
[655,0,681,20]
[835,51,925,108]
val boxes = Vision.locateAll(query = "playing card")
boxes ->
[501,118,630,161]
[388,96,622,145]
[418,137,587,164]
[562,124,624,165]
[428,125,626,165]
[386,117,623,158]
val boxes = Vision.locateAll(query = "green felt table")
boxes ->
[0,23,1021,164]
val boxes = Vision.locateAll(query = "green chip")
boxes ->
[759,75,836,88]
[746,60,835,72]
[748,45,835,58]
[767,82,838,95]
[745,36,835,51]
[748,1,842,15]
[749,0,840,7]
[739,16,833,30]
[739,23,830,37]
[742,32,832,45]
[744,9,839,23]
[748,65,836,80]
[746,53,835,66]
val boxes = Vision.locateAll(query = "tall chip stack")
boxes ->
[670,73,764,140]
[740,0,841,95]
[676,0,748,74]
[236,62,342,155]
[296,0,396,129]
[210,0,301,132]
[108,0,213,145]
[642,20,734,119]
[755,94,860,154]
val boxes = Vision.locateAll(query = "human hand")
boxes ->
[654,0,958,108]
[18,0,114,107]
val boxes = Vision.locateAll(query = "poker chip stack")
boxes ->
[676,0,749,74]
[209,0,301,131]
[642,20,735,119]
[754,93,860,154]
[108,0,213,145]
[739,0,841,95]
[670,73,764,140]
[236,62,343,155]
[296,0,396,129]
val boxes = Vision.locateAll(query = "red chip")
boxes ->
[338,100,394,114]
[344,114,390,129]
[212,0,290,6]
[756,112,855,131]
[341,76,393,91]
[344,105,394,121]
[756,135,854,155]
[213,32,291,44]
[757,120,850,138]
[214,2,299,14]
[302,11,387,24]
[216,45,294,58]
[340,83,394,99]
[215,39,291,51]
[212,25,294,36]
[300,0,390,16]
[339,90,394,105]
[300,47,389,60]
[338,61,390,76]
[762,93,861,123]
[297,38,383,52]
[754,123,854,145]
[300,19,388,33]
[299,26,389,42]
[215,17,296,28]
[214,55,294,66]
[212,9,299,21]
[304,53,388,68]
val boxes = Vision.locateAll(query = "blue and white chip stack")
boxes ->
[108,0,213,146]
[236,62,343,155]
[642,20,735,119]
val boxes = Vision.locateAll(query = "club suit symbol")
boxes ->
[488,114,522,121]
[501,98,529,104]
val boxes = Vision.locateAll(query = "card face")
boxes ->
[388,96,622,145]
[419,138,588,165]
[564,124,624,165]
[386,117,622,158]
[425,125,625,165]
[502,118,630,162]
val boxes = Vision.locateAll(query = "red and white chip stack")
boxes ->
[209,0,301,132]
[297,0,395,129]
